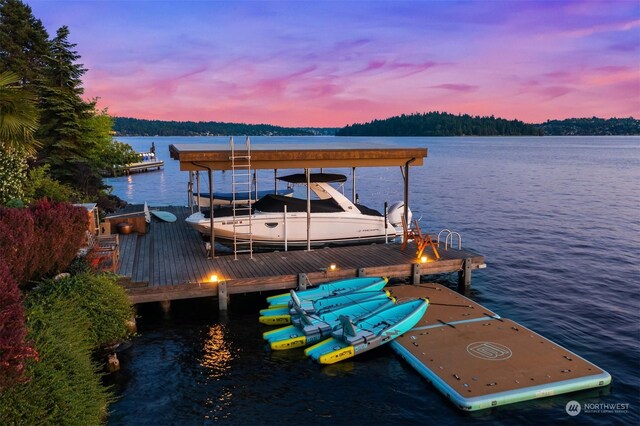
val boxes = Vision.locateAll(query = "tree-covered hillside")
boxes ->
[336,112,543,136]
[113,117,320,136]
[539,117,639,135]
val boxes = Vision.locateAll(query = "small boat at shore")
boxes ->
[259,290,392,325]
[265,277,388,308]
[185,173,409,249]
[305,298,428,364]
[264,295,396,350]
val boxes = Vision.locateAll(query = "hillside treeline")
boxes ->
[113,117,316,136]
[539,117,639,135]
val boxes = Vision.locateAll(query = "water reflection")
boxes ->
[200,324,234,378]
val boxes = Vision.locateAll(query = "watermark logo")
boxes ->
[566,401,581,416]
[466,342,512,360]
[565,400,630,416]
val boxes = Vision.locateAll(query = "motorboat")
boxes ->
[185,173,410,248]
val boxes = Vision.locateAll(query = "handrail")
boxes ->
[437,229,451,247]
[445,231,462,250]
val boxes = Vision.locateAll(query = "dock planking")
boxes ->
[115,206,485,304]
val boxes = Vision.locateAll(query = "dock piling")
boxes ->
[218,281,228,311]
[457,257,472,292]
[412,263,421,284]
[298,273,308,290]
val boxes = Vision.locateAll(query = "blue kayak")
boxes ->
[265,277,388,308]
[305,298,429,364]
[259,290,391,325]
[264,296,396,350]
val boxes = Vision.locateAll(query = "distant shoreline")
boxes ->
[113,115,639,137]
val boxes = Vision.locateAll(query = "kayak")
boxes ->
[305,298,428,364]
[259,290,392,325]
[263,296,396,350]
[265,277,388,307]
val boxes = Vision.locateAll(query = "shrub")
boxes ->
[0,260,37,390]
[30,199,87,279]
[22,165,75,203]
[0,296,110,424]
[0,149,27,205]
[0,206,37,284]
[32,272,133,348]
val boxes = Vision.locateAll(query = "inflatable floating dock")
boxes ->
[388,285,611,411]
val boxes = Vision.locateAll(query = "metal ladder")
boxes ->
[230,136,253,259]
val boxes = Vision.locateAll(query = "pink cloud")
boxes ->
[430,83,478,92]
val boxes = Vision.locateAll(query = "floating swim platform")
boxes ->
[387,285,611,411]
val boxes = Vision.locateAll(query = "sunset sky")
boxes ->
[28,0,640,127]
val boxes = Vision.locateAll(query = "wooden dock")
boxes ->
[113,206,485,304]
[388,285,611,411]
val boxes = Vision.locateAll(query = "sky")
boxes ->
[27,0,640,127]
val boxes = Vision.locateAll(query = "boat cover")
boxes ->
[253,194,344,213]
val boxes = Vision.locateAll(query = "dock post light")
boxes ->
[329,263,337,271]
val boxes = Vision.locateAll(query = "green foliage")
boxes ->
[113,116,316,136]
[0,0,49,85]
[0,148,27,205]
[539,117,640,135]
[337,111,543,136]
[33,272,133,348]
[22,164,75,202]
[0,71,40,155]
[0,297,110,425]
[84,110,139,172]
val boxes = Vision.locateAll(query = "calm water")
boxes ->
[106,136,639,425]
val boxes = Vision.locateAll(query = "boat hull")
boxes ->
[185,211,398,248]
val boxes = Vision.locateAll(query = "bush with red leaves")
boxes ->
[0,260,38,390]
[0,207,37,284]
[29,199,87,280]
[0,200,87,285]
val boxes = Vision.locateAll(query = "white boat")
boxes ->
[185,173,410,248]
[193,188,294,208]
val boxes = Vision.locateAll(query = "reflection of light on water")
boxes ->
[126,175,134,199]
[201,324,234,376]
[201,324,236,421]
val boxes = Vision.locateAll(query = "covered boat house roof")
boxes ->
[169,142,427,171]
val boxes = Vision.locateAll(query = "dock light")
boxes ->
[420,256,428,264]
[209,274,219,283]
[329,263,337,271]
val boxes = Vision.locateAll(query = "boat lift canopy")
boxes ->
[169,140,427,255]
[170,143,426,170]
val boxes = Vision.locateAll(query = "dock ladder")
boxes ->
[230,136,253,259]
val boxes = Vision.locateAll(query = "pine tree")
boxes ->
[37,26,97,192]
[0,0,49,85]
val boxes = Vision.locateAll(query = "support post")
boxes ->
[188,171,193,213]
[305,168,311,251]
[357,268,366,277]
[412,263,421,285]
[159,300,171,315]
[298,273,308,290]
[196,171,201,212]
[457,257,472,292]
[218,281,228,311]
[208,169,214,258]
[352,167,356,202]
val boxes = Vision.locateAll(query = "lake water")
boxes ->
[105,136,639,425]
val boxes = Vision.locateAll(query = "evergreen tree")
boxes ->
[37,26,97,193]
[0,0,49,85]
